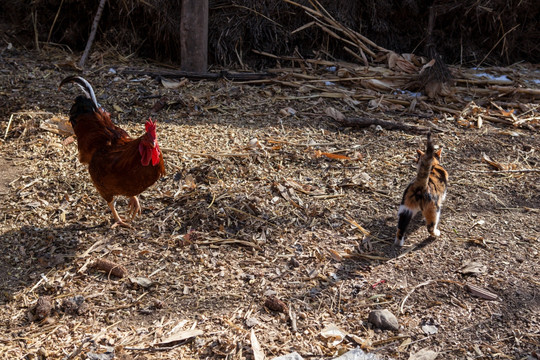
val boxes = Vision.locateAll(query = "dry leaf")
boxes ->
[500,109,515,117]
[361,79,395,91]
[54,60,82,71]
[113,104,123,112]
[482,153,504,171]
[129,276,154,288]
[279,107,296,117]
[328,249,343,261]
[40,116,74,136]
[419,59,436,75]
[152,96,168,113]
[62,135,76,146]
[325,107,345,122]
[408,348,438,360]
[183,174,196,190]
[314,150,351,160]
[459,261,487,276]
[320,324,346,347]
[398,337,412,351]
[250,329,265,360]
[155,329,203,347]
[161,78,188,89]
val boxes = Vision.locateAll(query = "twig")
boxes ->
[199,237,262,250]
[400,280,434,314]
[4,114,14,139]
[124,342,187,352]
[332,116,431,134]
[490,85,540,97]
[400,279,463,314]
[79,0,107,68]
[466,169,539,173]
[162,148,250,158]
[47,0,64,44]
[476,24,520,68]
[31,9,40,52]
[121,68,274,81]
[224,205,275,226]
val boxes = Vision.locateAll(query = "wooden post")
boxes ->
[180,0,208,73]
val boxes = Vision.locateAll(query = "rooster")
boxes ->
[60,76,166,228]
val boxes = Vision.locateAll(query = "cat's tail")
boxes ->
[414,132,434,189]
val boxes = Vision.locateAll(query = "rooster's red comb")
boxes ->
[145,118,157,135]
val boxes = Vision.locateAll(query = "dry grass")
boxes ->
[0,48,539,359]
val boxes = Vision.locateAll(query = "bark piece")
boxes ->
[92,259,128,278]
[264,295,288,313]
[30,296,53,321]
[465,284,498,300]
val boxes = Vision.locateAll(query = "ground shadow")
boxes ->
[0,223,107,304]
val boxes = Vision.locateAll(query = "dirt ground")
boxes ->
[0,49,539,360]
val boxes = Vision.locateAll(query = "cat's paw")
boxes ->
[394,237,405,247]
[431,228,441,237]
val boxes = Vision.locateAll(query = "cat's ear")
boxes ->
[435,148,443,159]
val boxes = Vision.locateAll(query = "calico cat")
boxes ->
[395,132,448,247]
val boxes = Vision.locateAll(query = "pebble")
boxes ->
[368,309,399,331]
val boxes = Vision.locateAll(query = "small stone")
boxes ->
[421,324,438,335]
[368,309,399,331]
[334,348,383,360]
[420,318,438,335]
[245,317,260,328]
[271,352,304,360]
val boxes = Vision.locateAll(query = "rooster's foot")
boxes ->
[128,196,141,220]
[111,220,133,229]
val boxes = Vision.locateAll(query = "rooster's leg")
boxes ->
[128,196,141,220]
[108,200,131,228]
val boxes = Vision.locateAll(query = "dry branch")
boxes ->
[79,0,107,68]
[121,68,274,81]
[332,116,431,134]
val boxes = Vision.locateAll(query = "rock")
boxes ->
[368,309,399,331]
[420,318,438,335]
[271,352,304,360]
[333,348,383,360]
